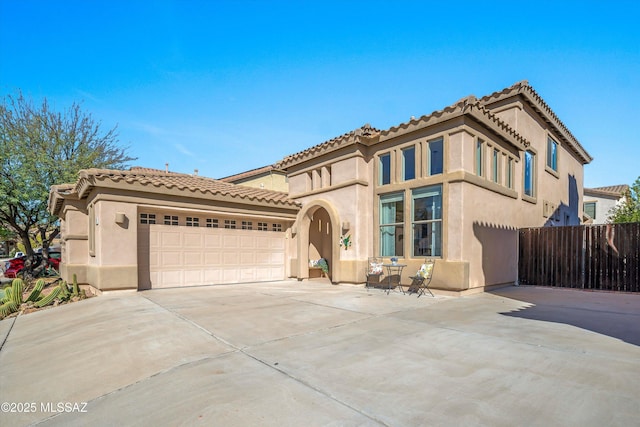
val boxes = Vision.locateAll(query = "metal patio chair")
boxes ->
[407,259,435,297]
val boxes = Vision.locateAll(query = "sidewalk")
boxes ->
[1,282,639,426]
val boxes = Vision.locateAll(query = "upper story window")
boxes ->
[492,149,500,183]
[584,202,596,219]
[412,185,442,257]
[524,150,536,198]
[546,137,558,172]
[428,138,443,175]
[402,146,415,181]
[186,217,199,227]
[379,153,391,185]
[164,215,179,226]
[379,192,404,257]
[140,213,156,224]
[506,157,514,189]
[476,139,485,177]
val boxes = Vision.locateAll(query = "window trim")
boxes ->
[546,136,559,175]
[584,201,597,219]
[402,146,416,181]
[476,139,485,177]
[379,152,391,185]
[523,149,536,200]
[411,185,443,258]
[428,137,444,176]
[379,192,405,257]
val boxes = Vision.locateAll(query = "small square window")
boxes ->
[140,213,156,224]
[164,215,179,226]
[272,223,282,232]
[186,217,199,227]
[206,218,218,228]
[242,221,253,230]
[224,220,236,229]
[258,222,268,231]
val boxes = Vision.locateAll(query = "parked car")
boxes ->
[3,252,61,278]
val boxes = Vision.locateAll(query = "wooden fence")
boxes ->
[518,223,640,292]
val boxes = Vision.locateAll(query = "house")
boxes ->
[49,80,592,294]
[583,185,628,224]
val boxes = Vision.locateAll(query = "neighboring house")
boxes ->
[583,185,628,224]
[49,80,592,294]
[220,165,289,192]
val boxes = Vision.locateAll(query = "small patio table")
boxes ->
[382,263,406,294]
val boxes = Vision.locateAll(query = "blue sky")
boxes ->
[1,0,638,188]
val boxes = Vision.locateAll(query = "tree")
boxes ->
[0,91,136,277]
[608,176,640,224]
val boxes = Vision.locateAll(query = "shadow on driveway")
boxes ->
[490,286,640,346]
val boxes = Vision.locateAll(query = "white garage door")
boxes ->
[139,224,286,289]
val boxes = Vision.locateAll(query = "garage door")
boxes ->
[139,225,286,289]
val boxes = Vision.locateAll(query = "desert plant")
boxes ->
[25,279,45,302]
[34,287,61,308]
[72,274,79,297]
[11,278,23,305]
[0,301,18,318]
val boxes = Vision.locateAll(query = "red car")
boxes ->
[3,252,61,278]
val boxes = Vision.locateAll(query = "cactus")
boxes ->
[58,281,70,300]
[3,287,13,304]
[0,301,18,318]
[34,287,61,308]
[11,279,24,305]
[25,279,45,302]
[72,274,79,297]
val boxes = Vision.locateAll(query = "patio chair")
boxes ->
[407,259,435,297]
[365,257,384,289]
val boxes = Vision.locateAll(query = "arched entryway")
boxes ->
[296,201,341,282]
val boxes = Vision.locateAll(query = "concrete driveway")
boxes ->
[1,281,639,426]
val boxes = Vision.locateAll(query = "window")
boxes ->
[140,213,156,224]
[258,222,268,231]
[272,223,282,232]
[412,186,442,257]
[206,218,218,228]
[379,153,391,185]
[476,139,484,176]
[584,202,596,219]
[402,146,415,181]
[492,149,500,183]
[546,137,558,172]
[428,138,443,175]
[164,215,179,226]
[242,221,253,230]
[506,157,514,189]
[379,193,404,257]
[224,219,236,229]
[186,217,199,227]
[524,150,535,197]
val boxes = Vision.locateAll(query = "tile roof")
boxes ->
[218,164,284,183]
[380,94,530,150]
[584,184,629,198]
[277,124,380,168]
[50,167,300,215]
[478,80,592,164]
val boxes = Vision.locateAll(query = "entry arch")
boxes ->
[296,200,342,283]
